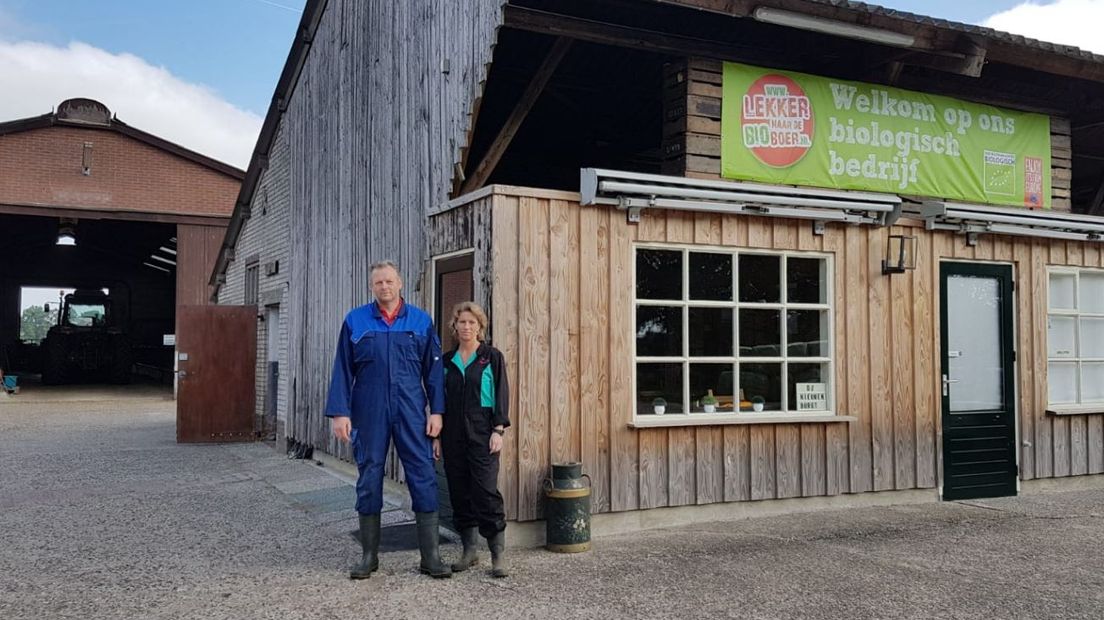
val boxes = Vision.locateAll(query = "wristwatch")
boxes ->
[493,428,506,436]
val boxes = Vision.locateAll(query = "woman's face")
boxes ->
[455,311,480,344]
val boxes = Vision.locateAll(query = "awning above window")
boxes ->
[907,201,1104,243]
[580,168,903,227]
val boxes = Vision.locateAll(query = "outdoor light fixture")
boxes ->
[56,218,77,246]
[753,7,916,48]
[81,142,93,176]
[882,233,917,275]
[150,254,177,267]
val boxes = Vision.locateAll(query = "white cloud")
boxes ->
[0,40,261,169]
[982,0,1104,55]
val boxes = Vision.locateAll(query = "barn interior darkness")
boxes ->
[466,0,1104,212]
[0,213,176,380]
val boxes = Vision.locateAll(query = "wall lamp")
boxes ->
[56,217,77,246]
[882,233,917,275]
[753,7,916,48]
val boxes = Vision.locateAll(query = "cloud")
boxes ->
[982,0,1104,55]
[0,40,261,169]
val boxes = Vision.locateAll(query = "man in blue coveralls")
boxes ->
[325,260,451,579]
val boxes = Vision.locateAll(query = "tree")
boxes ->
[19,306,57,343]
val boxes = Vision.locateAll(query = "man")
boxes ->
[325,260,450,579]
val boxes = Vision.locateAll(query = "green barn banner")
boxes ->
[720,62,1051,209]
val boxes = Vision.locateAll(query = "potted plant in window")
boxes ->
[750,395,766,413]
[701,390,718,414]
[652,397,667,415]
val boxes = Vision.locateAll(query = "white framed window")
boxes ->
[633,245,834,419]
[1047,267,1104,406]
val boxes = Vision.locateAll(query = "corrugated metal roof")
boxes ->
[806,0,1104,64]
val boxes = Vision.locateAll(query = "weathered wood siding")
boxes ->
[282,0,506,454]
[487,188,1104,521]
[664,58,1074,211]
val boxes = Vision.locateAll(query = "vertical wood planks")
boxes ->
[693,212,723,505]
[608,207,639,512]
[549,199,572,467]
[869,229,894,491]
[891,226,917,490]
[491,195,520,518]
[846,225,873,493]
[1014,237,1036,480]
[517,197,550,519]
[914,227,937,488]
[1032,240,1053,478]
[822,225,850,495]
[579,201,611,513]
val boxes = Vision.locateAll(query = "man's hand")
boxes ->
[426,413,443,438]
[332,416,351,443]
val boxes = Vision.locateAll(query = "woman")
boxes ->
[435,301,510,578]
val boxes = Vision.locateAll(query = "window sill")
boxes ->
[1046,405,1104,416]
[629,413,856,428]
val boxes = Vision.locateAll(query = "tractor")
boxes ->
[41,289,133,384]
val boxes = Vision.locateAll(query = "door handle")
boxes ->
[942,374,959,396]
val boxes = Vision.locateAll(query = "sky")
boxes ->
[1,1,1103,168]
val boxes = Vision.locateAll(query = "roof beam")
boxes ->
[460,37,572,195]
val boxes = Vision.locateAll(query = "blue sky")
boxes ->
[0,0,305,116]
[1,0,1101,168]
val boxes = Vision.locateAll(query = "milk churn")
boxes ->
[543,462,591,552]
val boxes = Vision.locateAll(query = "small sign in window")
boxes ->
[795,382,826,411]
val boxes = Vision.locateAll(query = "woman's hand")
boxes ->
[489,431,503,454]
[432,438,442,461]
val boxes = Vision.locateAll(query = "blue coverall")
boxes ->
[324,301,446,515]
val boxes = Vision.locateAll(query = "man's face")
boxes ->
[371,266,402,304]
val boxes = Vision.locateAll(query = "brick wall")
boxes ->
[219,121,291,433]
[0,126,239,217]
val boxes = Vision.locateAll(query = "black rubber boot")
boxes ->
[451,527,480,572]
[349,513,380,580]
[487,530,508,578]
[415,512,452,578]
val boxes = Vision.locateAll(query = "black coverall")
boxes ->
[441,343,510,539]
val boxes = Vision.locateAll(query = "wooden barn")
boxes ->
[215,0,1104,539]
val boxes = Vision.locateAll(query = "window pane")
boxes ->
[1080,317,1104,358]
[739,254,780,303]
[689,307,733,357]
[788,363,829,412]
[739,309,781,357]
[787,257,826,304]
[690,252,732,301]
[739,362,781,411]
[636,306,682,357]
[1049,272,1076,310]
[1047,315,1076,358]
[637,249,682,300]
[1081,363,1104,402]
[690,363,735,413]
[1081,272,1104,314]
[1048,362,1077,405]
[787,310,828,357]
[637,363,684,414]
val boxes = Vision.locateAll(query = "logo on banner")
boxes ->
[741,74,814,168]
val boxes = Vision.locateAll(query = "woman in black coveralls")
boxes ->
[436,301,510,578]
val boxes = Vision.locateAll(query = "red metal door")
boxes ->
[176,305,257,443]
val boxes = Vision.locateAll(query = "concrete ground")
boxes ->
[2,398,1103,620]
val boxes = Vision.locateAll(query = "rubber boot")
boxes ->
[415,512,452,578]
[451,527,480,572]
[488,530,508,578]
[349,513,380,579]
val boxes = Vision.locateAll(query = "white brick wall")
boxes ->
[218,121,291,432]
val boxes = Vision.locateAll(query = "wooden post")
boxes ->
[460,37,572,195]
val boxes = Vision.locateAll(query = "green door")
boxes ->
[940,262,1018,500]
